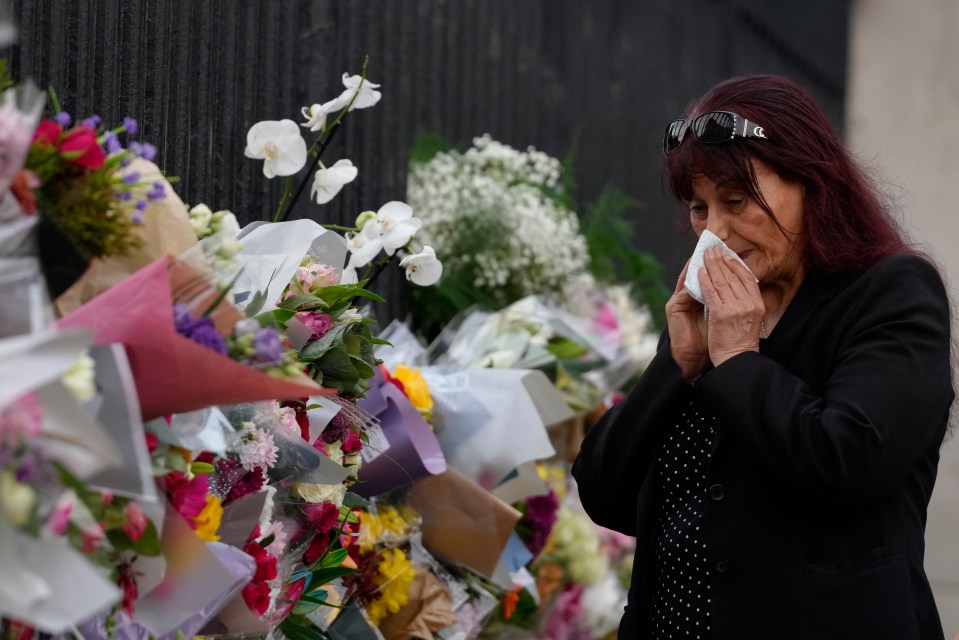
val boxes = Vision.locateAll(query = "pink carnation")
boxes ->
[341,429,363,453]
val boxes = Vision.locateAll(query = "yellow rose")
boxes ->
[392,365,434,418]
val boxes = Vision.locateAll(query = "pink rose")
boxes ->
[295,311,334,341]
[122,502,148,542]
[80,524,105,554]
[302,501,340,534]
[31,119,62,146]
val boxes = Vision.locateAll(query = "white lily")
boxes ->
[337,73,381,111]
[375,201,422,255]
[399,245,443,286]
[244,120,307,179]
[310,159,358,204]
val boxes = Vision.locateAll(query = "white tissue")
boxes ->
[684,230,756,304]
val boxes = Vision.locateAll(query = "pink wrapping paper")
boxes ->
[58,257,329,420]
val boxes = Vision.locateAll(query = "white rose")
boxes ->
[62,352,96,403]
[291,481,346,505]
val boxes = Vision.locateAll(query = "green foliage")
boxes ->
[299,319,380,397]
[581,185,670,328]
[409,131,457,164]
[0,59,13,94]
[279,614,330,640]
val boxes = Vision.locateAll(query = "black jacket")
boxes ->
[572,254,954,639]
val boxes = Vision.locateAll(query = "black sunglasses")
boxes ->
[663,110,768,155]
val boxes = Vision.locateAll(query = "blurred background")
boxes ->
[8,0,957,633]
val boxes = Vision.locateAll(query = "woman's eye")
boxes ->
[726,198,745,211]
[688,204,707,217]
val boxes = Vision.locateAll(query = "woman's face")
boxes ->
[687,158,805,287]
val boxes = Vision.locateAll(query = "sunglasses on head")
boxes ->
[663,110,768,155]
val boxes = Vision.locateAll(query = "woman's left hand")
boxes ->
[698,247,766,367]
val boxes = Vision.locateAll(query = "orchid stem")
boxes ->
[275,126,342,223]
[273,176,295,223]
[274,57,370,224]
[322,224,356,233]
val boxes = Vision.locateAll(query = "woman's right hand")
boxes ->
[666,259,709,381]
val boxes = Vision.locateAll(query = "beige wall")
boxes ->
[848,0,959,635]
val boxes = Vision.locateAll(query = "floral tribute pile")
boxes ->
[0,53,662,640]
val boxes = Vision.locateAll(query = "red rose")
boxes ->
[59,125,106,169]
[241,580,272,617]
[32,120,62,146]
[243,540,278,583]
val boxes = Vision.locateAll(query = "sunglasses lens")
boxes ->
[693,112,736,144]
[664,120,688,154]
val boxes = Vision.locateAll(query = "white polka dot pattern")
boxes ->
[646,400,717,639]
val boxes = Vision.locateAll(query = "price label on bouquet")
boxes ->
[361,425,389,463]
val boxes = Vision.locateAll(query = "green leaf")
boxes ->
[256,308,296,326]
[337,505,359,524]
[279,615,330,640]
[259,533,276,548]
[320,548,349,568]
[308,565,357,586]
[130,520,162,556]
[190,461,215,475]
[202,268,246,317]
[343,491,370,509]
[300,324,349,360]
[546,336,590,360]
[278,294,327,311]
[409,131,457,164]
[370,336,393,346]
[244,288,269,317]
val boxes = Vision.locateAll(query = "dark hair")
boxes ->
[665,74,910,278]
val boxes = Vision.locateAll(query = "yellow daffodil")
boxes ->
[392,365,434,418]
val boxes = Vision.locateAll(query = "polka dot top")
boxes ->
[646,400,717,639]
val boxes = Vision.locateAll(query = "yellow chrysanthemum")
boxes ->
[366,547,415,625]
[193,495,223,542]
[392,365,434,418]
[358,506,414,553]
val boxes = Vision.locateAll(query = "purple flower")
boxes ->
[103,131,122,154]
[132,212,144,224]
[135,200,148,211]
[173,304,200,335]
[320,409,353,445]
[123,117,138,134]
[116,191,132,202]
[81,115,101,128]
[188,320,228,356]
[14,452,36,482]
[522,490,560,557]
[147,181,165,200]
[253,328,283,366]
[139,142,157,161]
[54,111,71,127]
[122,171,141,185]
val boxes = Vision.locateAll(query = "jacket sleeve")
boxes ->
[695,254,954,509]
[571,333,695,534]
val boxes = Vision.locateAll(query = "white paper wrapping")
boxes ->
[232,219,348,314]
[422,367,563,489]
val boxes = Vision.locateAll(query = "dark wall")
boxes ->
[9,0,849,318]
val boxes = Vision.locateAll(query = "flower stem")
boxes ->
[321,224,357,233]
[274,57,370,224]
[273,176,295,223]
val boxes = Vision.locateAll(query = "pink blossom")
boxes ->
[295,311,334,341]
[47,500,72,536]
[594,302,619,331]
[540,585,586,639]
[0,393,43,441]
[271,401,300,433]
[80,524,105,553]
[101,489,114,507]
[302,501,340,535]
[122,502,148,542]
[295,261,338,292]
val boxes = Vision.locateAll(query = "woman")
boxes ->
[572,75,954,639]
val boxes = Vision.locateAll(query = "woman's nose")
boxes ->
[705,210,729,240]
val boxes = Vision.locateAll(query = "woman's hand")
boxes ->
[666,259,709,381]
[699,247,766,367]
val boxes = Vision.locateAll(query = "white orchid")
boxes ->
[310,159,358,205]
[299,99,343,132]
[244,119,307,179]
[345,221,385,269]
[399,245,443,286]
[337,73,381,111]
[374,201,422,255]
